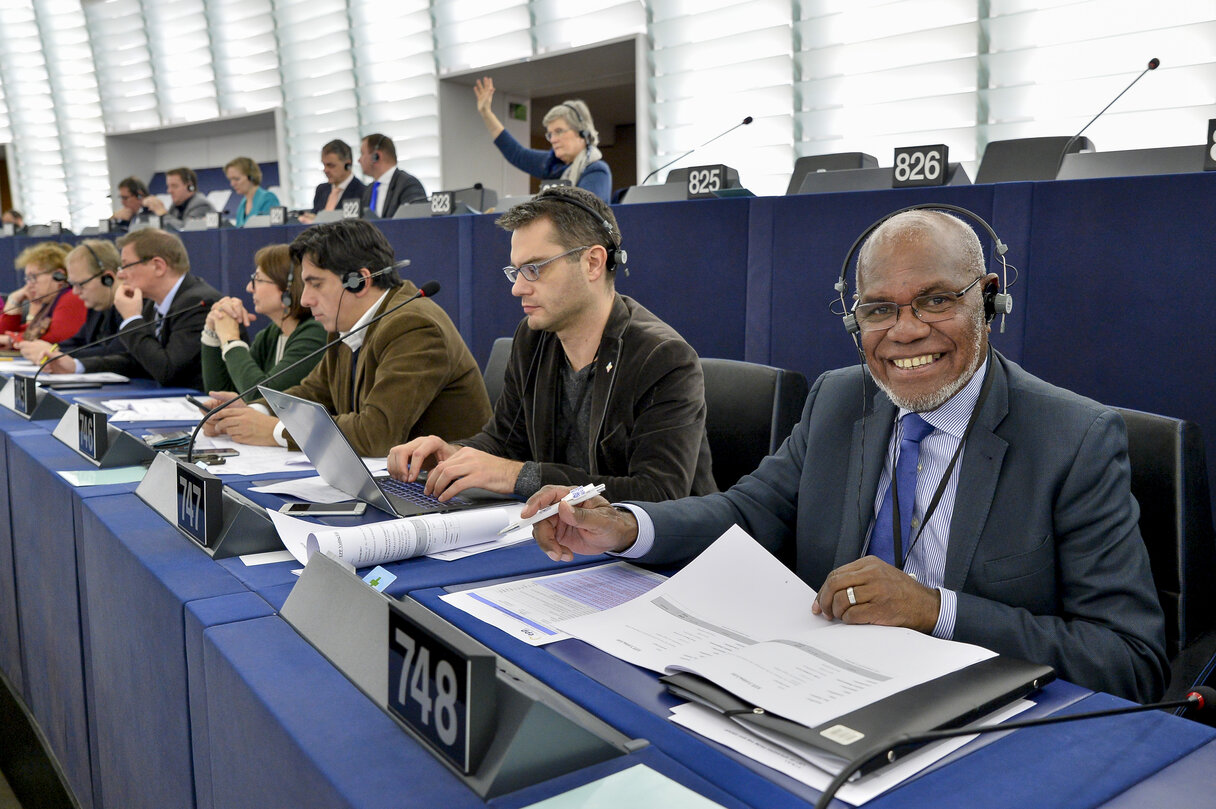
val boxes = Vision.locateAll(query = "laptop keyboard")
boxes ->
[378,476,472,508]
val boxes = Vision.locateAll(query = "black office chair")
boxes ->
[1116,408,1216,713]
[482,337,513,407]
[700,358,809,492]
[974,136,1093,183]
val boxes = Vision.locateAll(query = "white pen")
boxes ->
[498,483,607,535]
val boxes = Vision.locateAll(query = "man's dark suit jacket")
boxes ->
[59,307,124,359]
[311,177,366,213]
[81,273,226,390]
[360,168,427,218]
[636,351,1169,703]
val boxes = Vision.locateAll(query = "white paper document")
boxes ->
[98,397,205,422]
[558,526,995,731]
[267,504,525,568]
[441,562,668,645]
[6,368,129,384]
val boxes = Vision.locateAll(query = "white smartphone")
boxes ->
[278,501,367,516]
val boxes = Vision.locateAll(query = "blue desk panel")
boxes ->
[0,410,41,694]
[78,493,253,809]
[1097,737,1216,808]
[184,592,277,809]
[1021,171,1216,493]
[6,427,155,809]
[196,614,751,809]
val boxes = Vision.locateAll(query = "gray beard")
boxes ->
[872,314,987,413]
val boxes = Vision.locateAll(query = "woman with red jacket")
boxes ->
[0,241,87,348]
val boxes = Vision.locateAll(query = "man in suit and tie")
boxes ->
[71,228,228,390]
[523,208,1168,704]
[298,139,366,225]
[358,133,427,219]
[23,240,125,368]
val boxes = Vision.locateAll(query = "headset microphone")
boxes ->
[341,258,412,293]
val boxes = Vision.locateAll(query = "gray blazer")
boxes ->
[161,192,215,230]
[638,351,1168,703]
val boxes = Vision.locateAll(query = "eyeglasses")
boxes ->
[23,270,51,284]
[545,126,572,142]
[118,258,148,272]
[503,246,589,283]
[249,272,276,286]
[852,275,986,332]
[69,272,105,292]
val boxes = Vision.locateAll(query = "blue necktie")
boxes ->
[369,181,380,214]
[871,413,935,566]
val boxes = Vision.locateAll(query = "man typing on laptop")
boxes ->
[202,219,491,456]
[387,186,715,503]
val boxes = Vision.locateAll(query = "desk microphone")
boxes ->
[1054,57,1160,177]
[185,279,440,462]
[30,299,208,387]
[2,284,75,317]
[639,116,753,185]
[814,684,1215,809]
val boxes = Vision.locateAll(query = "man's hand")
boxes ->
[387,435,457,481]
[142,196,167,216]
[525,485,639,561]
[111,207,134,222]
[297,212,316,225]
[422,447,524,501]
[208,404,279,445]
[18,339,55,364]
[112,282,144,320]
[812,556,941,633]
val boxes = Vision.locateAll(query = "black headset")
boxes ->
[370,134,386,164]
[282,262,294,310]
[50,270,67,283]
[541,192,628,274]
[341,259,410,294]
[80,242,116,287]
[558,101,593,146]
[835,203,1013,338]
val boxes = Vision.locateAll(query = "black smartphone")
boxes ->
[185,395,212,412]
[278,502,368,516]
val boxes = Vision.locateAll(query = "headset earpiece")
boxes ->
[342,271,366,293]
[540,192,627,273]
[51,270,67,283]
[100,273,114,288]
[984,279,1013,324]
[282,263,295,310]
[344,161,352,171]
[187,184,196,192]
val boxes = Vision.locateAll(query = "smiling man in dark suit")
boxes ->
[524,208,1168,704]
[358,133,427,218]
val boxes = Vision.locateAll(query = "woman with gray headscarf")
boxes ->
[473,77,612,202]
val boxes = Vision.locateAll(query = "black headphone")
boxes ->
[282,262,294,310]
[344,161,352,171]
[557,101,593,146]
[51,270,67,283]
[341,259,411,293]
[541,192,628,274]
[81,242,116,287]
[835,203,1014,337]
